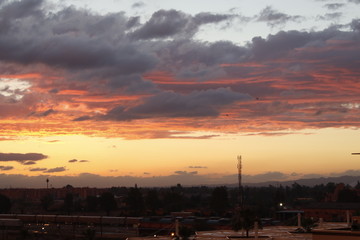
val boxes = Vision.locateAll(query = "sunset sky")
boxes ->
[0,0,359,188]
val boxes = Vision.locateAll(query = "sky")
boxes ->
[0,0,359,188]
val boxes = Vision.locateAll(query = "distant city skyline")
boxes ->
[0,0,359,188]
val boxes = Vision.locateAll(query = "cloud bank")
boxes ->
[0,0,358,140]
[0,153,48,164]
[0,169,359,188]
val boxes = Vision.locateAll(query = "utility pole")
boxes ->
[237,155,243,208]
[46,178,49,189]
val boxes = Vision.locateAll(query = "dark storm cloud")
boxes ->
[256,6,303,27]
[104,88,251,121]
[0,0,43,33]
[0,166,13,171]
[0,153,48,163]
[0,0,359,131]
[0,1,157,76]
[44,167,66,173]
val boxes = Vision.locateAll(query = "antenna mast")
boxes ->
[237,155,243,208]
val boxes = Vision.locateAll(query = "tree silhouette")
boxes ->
[210,186,229,216]
[99,192,117,216]
[232,207,256,238]
[86,195,98,212]
[126,186,144,216]
[163,189,184,213]
[0,193,11,213]
[64,193,74,214]
[40,194,54,211]
[145,189,161,215]
[337,188,359,202]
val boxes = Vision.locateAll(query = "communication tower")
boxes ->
[237,155,243,207]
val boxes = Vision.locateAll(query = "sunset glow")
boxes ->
[0,0,359,188]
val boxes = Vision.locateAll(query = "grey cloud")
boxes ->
[72,115,92,121]
[331,169,360,176]
[49,88,59,94]
[44,167,66,173]
[0,0,43,33]
[22,161,36,165]
[324,3,345,10]
[250,30,315,60]
[126,16,140,29]
[131,10,236,40]
[302,173,324,179]
[0,0,359,132]
[0,152,48,163]
[0,166,13,171]
[132,2,144,8]
[257,6,303,27]
[349,0,360,4]
[109,74,156,93]
[131,9,188,40]
[193,12,234,25]
[1,169,360,188]
[174,171,198,175]
[105,88,251,121]
[68,159,89,163]
[0,2,157,77]
[351,19,360,31]
[243,171,289,182]
[41,109,55,117]
[30,109,56,117]
[167,40,249,70]
[317,12,342,21]
[189,166,207,169]
[29,167,47,172]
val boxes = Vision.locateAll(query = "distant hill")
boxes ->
[229,175,360,187]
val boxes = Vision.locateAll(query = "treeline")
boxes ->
[1,181,360,218]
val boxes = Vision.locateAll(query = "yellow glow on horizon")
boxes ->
[0,127,358,182]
